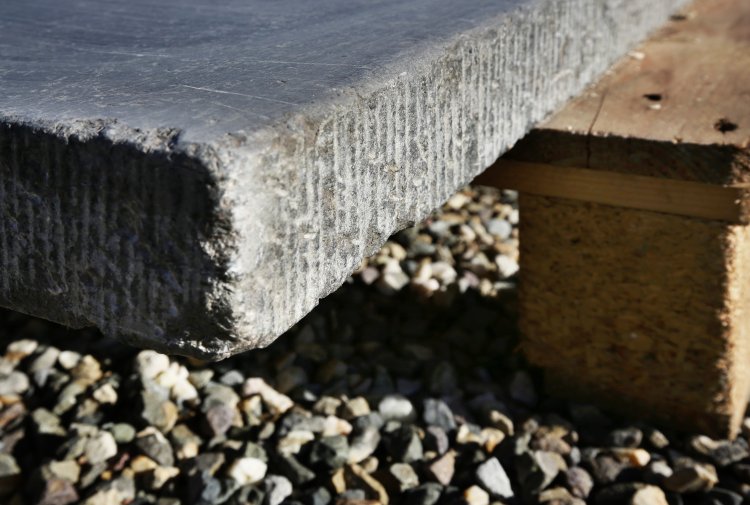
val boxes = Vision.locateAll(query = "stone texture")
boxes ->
[0,0,686,358]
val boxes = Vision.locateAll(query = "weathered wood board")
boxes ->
[480,0,750,436]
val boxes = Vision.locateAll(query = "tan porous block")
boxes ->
[519,194,750,437]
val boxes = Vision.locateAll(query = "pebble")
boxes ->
[33,478,79,505]
[92,383,118,405]
[108,423,136,444]
[0,371,29,395]
[664,464,718,493]
[463,485,490,505]
[135,351,170,381]
[149,465,180,490]
[475,457,513,499]
[689,435,749,467]
[495,255,519,278]
[6,339,39,359]
[32,407,66,437]
[30,347,60,374]
[141,390,178,433]
[0,453,20,495]
[427,450,455,486]
[203,404,236,438]
[348,427,381,464]
[309,435,349,470]
[389,463,419,491]
[424,426,450,455]
[341,397,370,419]
[45,460,81,483]
[84,430,118,465]
[612,447,651,468]
[264,474,293,505]
[378,395,415,422]
[645,459,673,483]
[306,486,332,505]
[565,467,594,498]
[56,350,81,371]
[422,398,456,431]
[71,355,102,383]
[481,427,506,453]
[488,410,514,436]
[537,487,583,504]
[607,427,643,448]
[135,428,174,467]
[226,457,267,485]
[378,264,410,293]
[630,485,668,505]
[646,428,670,449]
[384,425,423,463]
[242,378,294,415]
[485,219,512,239]
[314,396,342,416]
[588,453,627,485]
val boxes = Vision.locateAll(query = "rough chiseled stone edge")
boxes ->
[0,0,688,359]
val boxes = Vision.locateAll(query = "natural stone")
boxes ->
[309,435,349,470]
[84,431,118,465]
[378,395,415,423]
[427,451,455,486]
[422,399,456,431]
[264,475,293,505]
[664,464,718,493]
[389,463,419,491]
[0,453,20,495]
[463,485,490,505]
[226,457,267,485]
[630,485,668,505]
[476,457,513,499]
[564,467,594,499]
[242,378,293,415]
[135,428,174,467]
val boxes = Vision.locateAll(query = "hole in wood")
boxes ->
[670,13,688,21]
[714,118,738,133]
[643,93,662,102]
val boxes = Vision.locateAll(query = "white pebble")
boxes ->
[227,457,267,485]
[135,351,170,381]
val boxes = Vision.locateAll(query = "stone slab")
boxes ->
[0,0,686,359]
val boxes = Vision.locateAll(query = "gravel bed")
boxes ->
[0,186,748,505]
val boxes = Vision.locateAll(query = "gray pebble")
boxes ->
[422,398,456,432]
[264,474,293,505]
[476,457,513,499]
[378,395,415,423]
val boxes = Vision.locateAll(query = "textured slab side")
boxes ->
[519,194,750,437]
[0,0,686,358]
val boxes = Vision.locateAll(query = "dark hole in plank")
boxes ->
[714,118,738,133]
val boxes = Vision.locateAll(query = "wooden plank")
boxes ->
[476,160,750,223]
[506,0,750,185]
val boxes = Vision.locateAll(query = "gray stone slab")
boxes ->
[0,0,686,359]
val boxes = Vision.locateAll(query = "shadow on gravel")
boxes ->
[1,187,748,505]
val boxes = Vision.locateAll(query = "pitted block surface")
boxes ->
[0,0,686,358]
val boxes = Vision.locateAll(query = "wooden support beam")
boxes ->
[477,0,750,437]
[476,160,750,223]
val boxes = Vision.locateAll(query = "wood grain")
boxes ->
[505,0,750,184]
[476,160,750,223]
